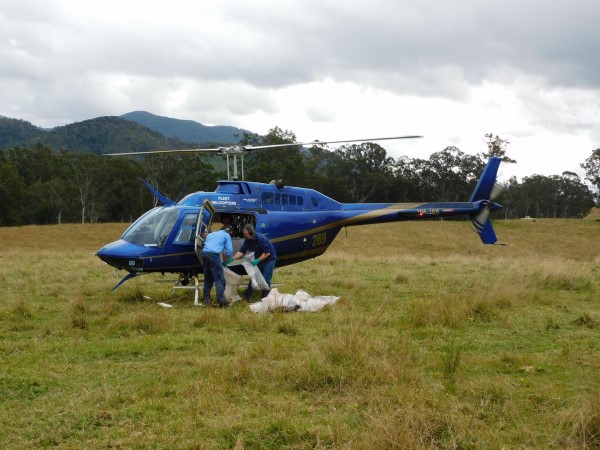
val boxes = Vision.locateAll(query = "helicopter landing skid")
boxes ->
[172,275,203,305]
[171,274,284,306]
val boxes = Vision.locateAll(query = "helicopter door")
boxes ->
[194,200,216,261]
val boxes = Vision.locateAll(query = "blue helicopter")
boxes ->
[96,137,502,292]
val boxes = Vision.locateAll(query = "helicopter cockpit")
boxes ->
[121,204,256,249]
[122,207,180,247]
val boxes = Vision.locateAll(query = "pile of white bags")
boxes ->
[249,288,339,313]
[223,255,339,312]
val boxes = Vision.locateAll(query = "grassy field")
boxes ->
[585,207,600,221]
[0,219,599,449]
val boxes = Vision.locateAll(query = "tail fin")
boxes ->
[470,157,501,202]
[469,158,502,244]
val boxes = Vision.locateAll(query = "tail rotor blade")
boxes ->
[471,204,497,244]
[490,184,502,201]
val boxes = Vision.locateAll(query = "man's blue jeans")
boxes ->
[202,252,227,306]
[244,258,276,299]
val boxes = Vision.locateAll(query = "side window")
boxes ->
[289,195,296,205]
[154,208,179,247]
[311,197,318,208]
[274,193,280,204]
[263,192,273,205]
[282,194,288,205]
[298,196,304,206]
[174,213,198,244]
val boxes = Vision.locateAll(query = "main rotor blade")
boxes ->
[104,135,423,157]
[105,148,224,156]
[245,135,423,150]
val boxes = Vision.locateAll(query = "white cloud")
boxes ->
[0,0,599,181]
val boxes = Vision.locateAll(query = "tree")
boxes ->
[581,148,600,204]
[391,156,422,202]
[0,162,26,225]
[495,177,522,219]
[6,144,79,224]
[483,133,517,164]
[64,153,107,223]
[329,142,395,202]
[411,147,484,201]
[556,172,596,218]
[142,153,220,206]
[101,157,147,222]
[515,173,594,218]
[300,144,340,194]
[244,127,305,185]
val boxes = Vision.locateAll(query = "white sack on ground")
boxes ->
[249,288,339,313]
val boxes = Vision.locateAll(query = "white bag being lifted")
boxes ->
[223,254,269,302]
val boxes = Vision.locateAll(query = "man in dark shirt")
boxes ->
[230,224,276,299]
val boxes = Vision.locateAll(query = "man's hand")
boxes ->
[251,258,261,266]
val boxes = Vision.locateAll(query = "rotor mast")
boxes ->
[225,153,244,180]
[225,147,246,180]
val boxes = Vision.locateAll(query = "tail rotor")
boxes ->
[469,158,504,245]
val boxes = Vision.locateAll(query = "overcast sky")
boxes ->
[2,0,599,181]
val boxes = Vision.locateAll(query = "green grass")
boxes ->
[0,219,599,448]
[585,207,600,221]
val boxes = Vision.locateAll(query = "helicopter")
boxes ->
[96,136,503,295]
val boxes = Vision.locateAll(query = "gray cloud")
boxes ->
[4,0,599,90]
[1,0,599,156]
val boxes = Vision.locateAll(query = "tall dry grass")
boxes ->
[0,219,598,448]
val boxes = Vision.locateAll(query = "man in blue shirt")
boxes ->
[202,225,233,308]
[230,224,276,300]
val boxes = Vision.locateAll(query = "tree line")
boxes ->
[0,130,597,227]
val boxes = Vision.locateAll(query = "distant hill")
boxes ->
[40,116,198,155]
[121,111,246,145]
[0,117,44,147]
[0,116,199,154]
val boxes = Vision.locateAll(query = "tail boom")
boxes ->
[338,158,503,244]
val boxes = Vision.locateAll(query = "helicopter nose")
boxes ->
[96,240,146,271]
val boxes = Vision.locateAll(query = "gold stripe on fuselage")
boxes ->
[137,250,196,260]
[277,246,327,261]
[269,203,420,243]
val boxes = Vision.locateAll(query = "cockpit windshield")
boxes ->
[122,207,179,247]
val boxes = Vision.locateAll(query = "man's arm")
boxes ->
[224,235,233,258]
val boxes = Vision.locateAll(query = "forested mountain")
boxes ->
[0,124,597,226]
[0,117,44,146]
[121,111,245,145]
[40,117,198,154]
[0,112,246,154]
[0,116,199,154]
